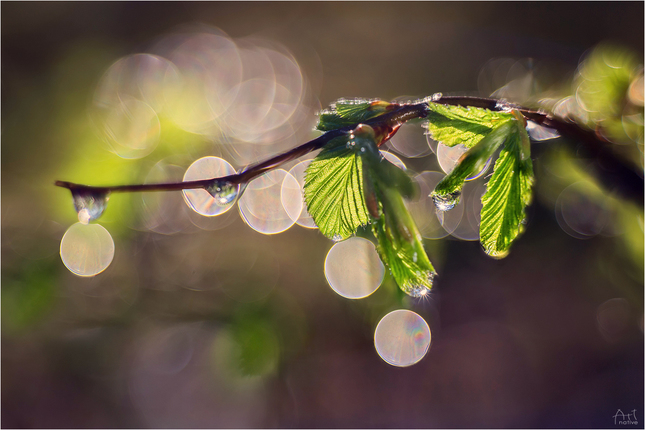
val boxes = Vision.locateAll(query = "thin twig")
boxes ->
[55,96,643,205]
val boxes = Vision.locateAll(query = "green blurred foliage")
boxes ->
[2,260,57,333]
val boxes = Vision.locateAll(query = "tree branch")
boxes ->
[55,96,643,205]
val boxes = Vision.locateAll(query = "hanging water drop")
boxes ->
[406,284,431,298]
[483,247,510,260]
[401,272,435,298]
[431,191,461,212]
[71,189,110,224]
[206,179,239,206]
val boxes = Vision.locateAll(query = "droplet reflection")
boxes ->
[60,223,115,277]
[407,171,464,239]
[432,191,461,212]
[72,190,110,224]
[374,309,431,367]
[183,157,238,216]
[324,237,384,299]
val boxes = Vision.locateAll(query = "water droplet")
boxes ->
[332,234,343,243]
[406,284,431,298]
[431,191,461,211]
[206,179,239,206]
[412,252,418,263]
[495,99,512,111]
[72,190,110,224]
[483,247,509,260]
[402,272,434,298]
[183,156,237,217]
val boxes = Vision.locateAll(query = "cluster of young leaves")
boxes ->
[427,105,534,258]
[305,114,436,296]
[303,98,535,296]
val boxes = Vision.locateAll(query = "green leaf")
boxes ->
[479,122,534,258]
[431,120,514,209]
[316,99,397,131]
[304,140,371,240]
[349,128,435,296]
[372,185,436,297]
[425,103,513,148]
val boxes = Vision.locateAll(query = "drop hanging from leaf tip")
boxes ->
[431,190,461,212]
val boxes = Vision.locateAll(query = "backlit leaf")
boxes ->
[316,98,398,131]
[479,122,534,258]
[424,103,513,148]
[372,186,436,297]
[431,120,514,206]
[304,139,370,240]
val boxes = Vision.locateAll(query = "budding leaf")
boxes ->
[306,124,437,296]
[316,99,397,131]
[304,140,370,240]
[353,128,436,296]
[431,120,514,204]
[479,121,534,258]
[425,103,513,148]
[371,186,436,297]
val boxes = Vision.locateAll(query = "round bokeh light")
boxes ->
[60,223,115,277]
[324,237,384,299]
[374,309,431,367]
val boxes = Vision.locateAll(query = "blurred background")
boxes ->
[2,2,643,428]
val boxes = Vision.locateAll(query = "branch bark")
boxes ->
[55,96,643,205]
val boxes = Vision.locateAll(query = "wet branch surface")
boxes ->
[55,96,644,205]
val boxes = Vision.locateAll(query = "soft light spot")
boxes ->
[238,170,298,234]
[374,309,431,367]
[286,160,317,229]
[324,237,384,299]
[60,223,115,277]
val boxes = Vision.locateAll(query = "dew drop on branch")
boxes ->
[183,156,237,216]
[72,190,110,224]
[207,179,239,206]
